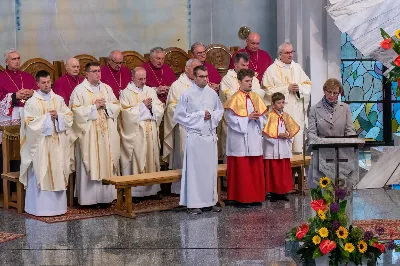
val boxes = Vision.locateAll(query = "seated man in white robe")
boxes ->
[120,67,165,200]
[20,70,73,216]
[70,61,121,207]
[163,58,201,195]
[174,65,224,215]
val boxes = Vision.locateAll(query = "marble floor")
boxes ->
[1,189,400,265]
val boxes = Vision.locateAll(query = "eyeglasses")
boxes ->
[282,51,295,55]
[324,90,340,96]
[110,58,123,65]
[195,51,206,56]
[87,70,101,73]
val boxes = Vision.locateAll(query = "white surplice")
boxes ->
[163,73,193,194]
[70,79,120,205]
[263,113,293,159]
[262,59,311,153]
[120,83,165,197]
[174,84,224,208]
[20,90,73,216]
[225,97,267,157]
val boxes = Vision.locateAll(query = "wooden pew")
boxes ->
[0,65,4,72]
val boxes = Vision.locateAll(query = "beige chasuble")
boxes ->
[20,91,73,191]
[163,73,192,167]
[69,79,121,181]
[262,59,312,153]
[120,83,164,175]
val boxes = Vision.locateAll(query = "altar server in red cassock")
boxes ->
[100,50,132,98]
[224,69,268,208]
[263,92,300,202]
[142,47,177,103]
[53,58,84,106]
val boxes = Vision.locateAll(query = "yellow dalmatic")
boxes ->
[69,79,121,181]
[20,91,73,191]
[263,110,300,139]
[119,83,165,175]
[223,90,268,117]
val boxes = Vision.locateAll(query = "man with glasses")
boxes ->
[262,42,312,154]
[100,50,132,98]
[70,61,121,207]
[190,42,221,93]
[229,32,273,81]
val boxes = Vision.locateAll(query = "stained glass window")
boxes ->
[350,103,383,141]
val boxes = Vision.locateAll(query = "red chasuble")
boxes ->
[264,158,293,194]
[229,48,273,80]
[203,61,221,84]
[227,156,265,203]
[100,64,132,98]
[142,62,177,103]
[53,73,84,106]
[0,69,37,111]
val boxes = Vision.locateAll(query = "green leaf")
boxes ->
[381,28,391,39]
[338,239,344,248]
[312,247,322,259]
[339,200,347,212]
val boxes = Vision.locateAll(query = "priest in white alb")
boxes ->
[70,61,121,207]
[174,65,224,215]
[120,67,165,199]
[20,70,73,216]
[163,58,201,195]
[262,42,311,153]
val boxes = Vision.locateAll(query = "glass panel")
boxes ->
[350,103,383,142]
[341,61,383,101]
[392,103,400,139]
[341,33,368,59]
[391,81,400,101]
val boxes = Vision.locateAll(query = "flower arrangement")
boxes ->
[380,28,400,90]
[288,177,393,265]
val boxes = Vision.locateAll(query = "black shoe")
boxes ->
[188,208,202,215]
[211,206,222,212]
[132,197,143,203]
[270,193,278,202]
[97,203,112,209]
[170,193,180,197]
[150,194,163,200]
[251,202,263,207]
[236,203,251,208]
[265,193,271,200]
[224,200,236,206]
[201,207,212,212]
[280,194,290,202]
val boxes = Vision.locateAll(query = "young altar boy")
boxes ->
[263,92,299,202]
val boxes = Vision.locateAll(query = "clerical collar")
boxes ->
[149,62,162,70]
[131,82,144,92]
[37,90,52,100]
[67,73,79,80]
[5,68,20,74]
[108,64,121,73]
[90,82,100,88]
[193,83,205,90]
[245,47,257,55]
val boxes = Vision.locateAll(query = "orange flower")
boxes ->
[319,239,337,255]
[296,224,309,240]
[311,199,328,212]
[394,55,400,67]
[381,38,394,50]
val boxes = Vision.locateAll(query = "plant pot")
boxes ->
[315,255,370,265]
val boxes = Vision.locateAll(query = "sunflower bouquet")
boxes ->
[288,177,387,265]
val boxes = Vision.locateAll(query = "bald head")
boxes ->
[65,57,80,76]
[246,32,261,53]
[185,59,202,80]
[108,50,124,71]
[132,67,146,88]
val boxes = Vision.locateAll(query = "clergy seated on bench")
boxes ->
[119,67,165,202]
[20,70,73,216]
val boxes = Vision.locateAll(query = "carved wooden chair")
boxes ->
[20,58,56,82]
[0,65,4,72]
[122,51,146,70]
[1,125,23,213]
[57,54,99,77]
[205,44,232,77]
[164,47,189,78]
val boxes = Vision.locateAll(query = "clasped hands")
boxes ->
[278,131,290,139]
[156,86,169,96]
[142,98,152,109]
[95,98,106,109]
[49,110,58,121]
[288,83,299,93]
[248,111,260,120]
[16,89,34,101]
[204,110,211,120]
[209,82,220,93]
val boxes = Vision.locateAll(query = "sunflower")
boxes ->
[336,226,349,239]
[319,177,331,188]
[344,243,355,253]
[358,240,368,253]
[319,227,329,238]
[396,29,400,40]
[312,235,321,245]
[317,210,326,220]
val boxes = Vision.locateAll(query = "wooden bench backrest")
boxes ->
[122,51,147,71]
[20,58,56,84]
[205,44,232,77]
[2,125,21,173]
[164,47,189,78]
[0,65,4,72]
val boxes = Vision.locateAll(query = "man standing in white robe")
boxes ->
[262,42,311,154]
[70,61,121,207]
[120,67,165,199]
[20,70,73,216]
[174,65,224,215]
[163,58,201,195]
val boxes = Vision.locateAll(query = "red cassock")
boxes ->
[203,61,221,84]
[53,73,84,106]
[227,156,265,203]
[142,62,177,103]
[100,64,132,98]
[0,69,37,110]
[264,159,293,194]
[229,48,273,80]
